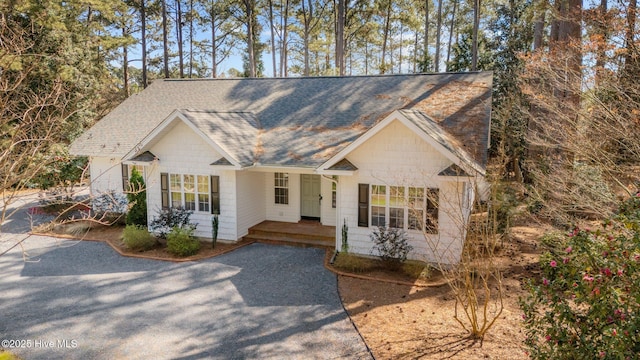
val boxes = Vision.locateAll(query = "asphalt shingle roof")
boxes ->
[70,72,492,168]
[179,110,259,167]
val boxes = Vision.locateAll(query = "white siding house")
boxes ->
[70,73,492,265]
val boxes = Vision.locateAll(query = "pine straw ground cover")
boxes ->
[332,224,545,359]
[37,221,253,261]
[38,220,544,359]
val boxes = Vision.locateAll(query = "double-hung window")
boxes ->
[408,187,425,230]
[162,173,218,214]
[170,174,182,208]
[389,186,405,228]
[197,175,210,212]
[366,184,439,233]
[371,185,386,227]
[274,173,289,204]
[183,175,196,210]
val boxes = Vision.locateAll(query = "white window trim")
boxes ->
[168,173,211,213]
[274,172,289,205]
[370,184,439,233]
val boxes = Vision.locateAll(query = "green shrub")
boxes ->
[370,226,413,270]
[520,210,640,359]
[617,192,640,223]
[122,224,157,251]
[126,168,147,226]
[167,226,200,257]
[333,253,376,273]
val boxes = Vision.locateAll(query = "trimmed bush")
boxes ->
[122,224,157,251]
[166,226,200,257]
[370,226,413,270]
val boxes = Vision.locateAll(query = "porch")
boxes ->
[243,220,336,249]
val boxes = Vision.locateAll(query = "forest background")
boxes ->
[1,0,639,233]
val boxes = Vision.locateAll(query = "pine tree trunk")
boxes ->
[269,0,277,77]
[244,0,256,77]
[176,0,184,78]
[424,0,429,64]
[446,0,458,70]
[162,0,169,78]
[471,0,480,71]
[336,0,345,75]
[123,26,130,98]
[189,0,193,78]
[435,0,442,72]
[141,0,148,87]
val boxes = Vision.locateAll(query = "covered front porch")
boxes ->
[243,220,336,249]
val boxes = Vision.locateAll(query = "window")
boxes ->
[162,173,214,213]
[408,187,425,230]
[371,185,386,226]
[170,174,182,208]
[368,185,439,233]
[197,175,210,212]
[331,178,337,209]
[274,172,289,204]
[183,175,195,210]
[389,186,405,228]
[425,188,439,234]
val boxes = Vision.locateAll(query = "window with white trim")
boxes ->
[183,175,196,210]
[371,185,386,226]
[370,184,438,233]
[166,174,212,213]
[331,176,337,208]
[170,174,182,208]
[408,187,424,230]
[274,172,289,204]
[197,175,210,212]
[389,186,405,228]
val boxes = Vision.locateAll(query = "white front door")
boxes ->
[300,174,321,219]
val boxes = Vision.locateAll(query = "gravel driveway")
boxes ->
[0,201,372,359]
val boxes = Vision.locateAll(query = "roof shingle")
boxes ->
[70,72,492,168]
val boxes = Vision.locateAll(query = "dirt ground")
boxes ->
[336,224,545,360]
[42,220,546,359]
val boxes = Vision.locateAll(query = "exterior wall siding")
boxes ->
[340,119,473,264]
[146,121,238,240]
[320,176,337,226]
[89,157,125,195]
[264,172,301,223]
[235,171,266,238]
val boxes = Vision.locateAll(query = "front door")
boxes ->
[300,174,321,220]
